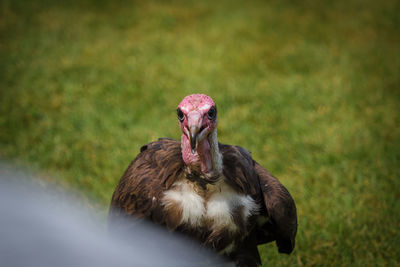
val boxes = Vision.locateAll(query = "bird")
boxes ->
[108,94,297,266]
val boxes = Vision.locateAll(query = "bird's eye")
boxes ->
[207,106,217,120]
[177,108,185,122]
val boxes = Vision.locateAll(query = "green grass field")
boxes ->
[1,0,399,265]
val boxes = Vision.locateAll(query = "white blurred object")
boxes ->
[0,164,230,267]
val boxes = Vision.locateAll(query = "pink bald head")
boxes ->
[177,94,218,146]
[177,94,218,174]
[178,94,216,113]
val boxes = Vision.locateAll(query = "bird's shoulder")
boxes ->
[125,137,183,187]
[219,143,260,196]
[109,138,184,221]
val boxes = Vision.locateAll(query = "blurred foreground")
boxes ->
[0,164,229,267]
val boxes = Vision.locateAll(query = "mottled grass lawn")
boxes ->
[1,0,399,265]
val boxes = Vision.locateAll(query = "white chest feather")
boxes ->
[162,180,259,232]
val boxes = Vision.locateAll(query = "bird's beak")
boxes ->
[187,111,203,154]
[190,127,199,154]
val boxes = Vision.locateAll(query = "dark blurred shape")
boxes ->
[0,164,231,267]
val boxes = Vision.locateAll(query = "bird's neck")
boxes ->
[181,129,223,178]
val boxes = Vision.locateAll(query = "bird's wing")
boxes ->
[108,138,184,230]
[254,162,297,254]
[219,143,297,254]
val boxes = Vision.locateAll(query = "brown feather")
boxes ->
[254,162,298,254]
[108,138,297,264]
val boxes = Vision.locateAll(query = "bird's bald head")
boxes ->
[177,94,218,154]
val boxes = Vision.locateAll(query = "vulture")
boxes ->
[109,94,297,266]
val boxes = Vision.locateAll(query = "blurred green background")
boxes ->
[1,0,399,265]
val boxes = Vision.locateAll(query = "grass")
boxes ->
[1,0,399,265]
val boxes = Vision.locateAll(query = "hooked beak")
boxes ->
[188,124,209,154]
[189,127,199,154]
[186,111,206,154]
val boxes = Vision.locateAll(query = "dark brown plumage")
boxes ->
[109,94,296,266]
[109,138,297,266]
